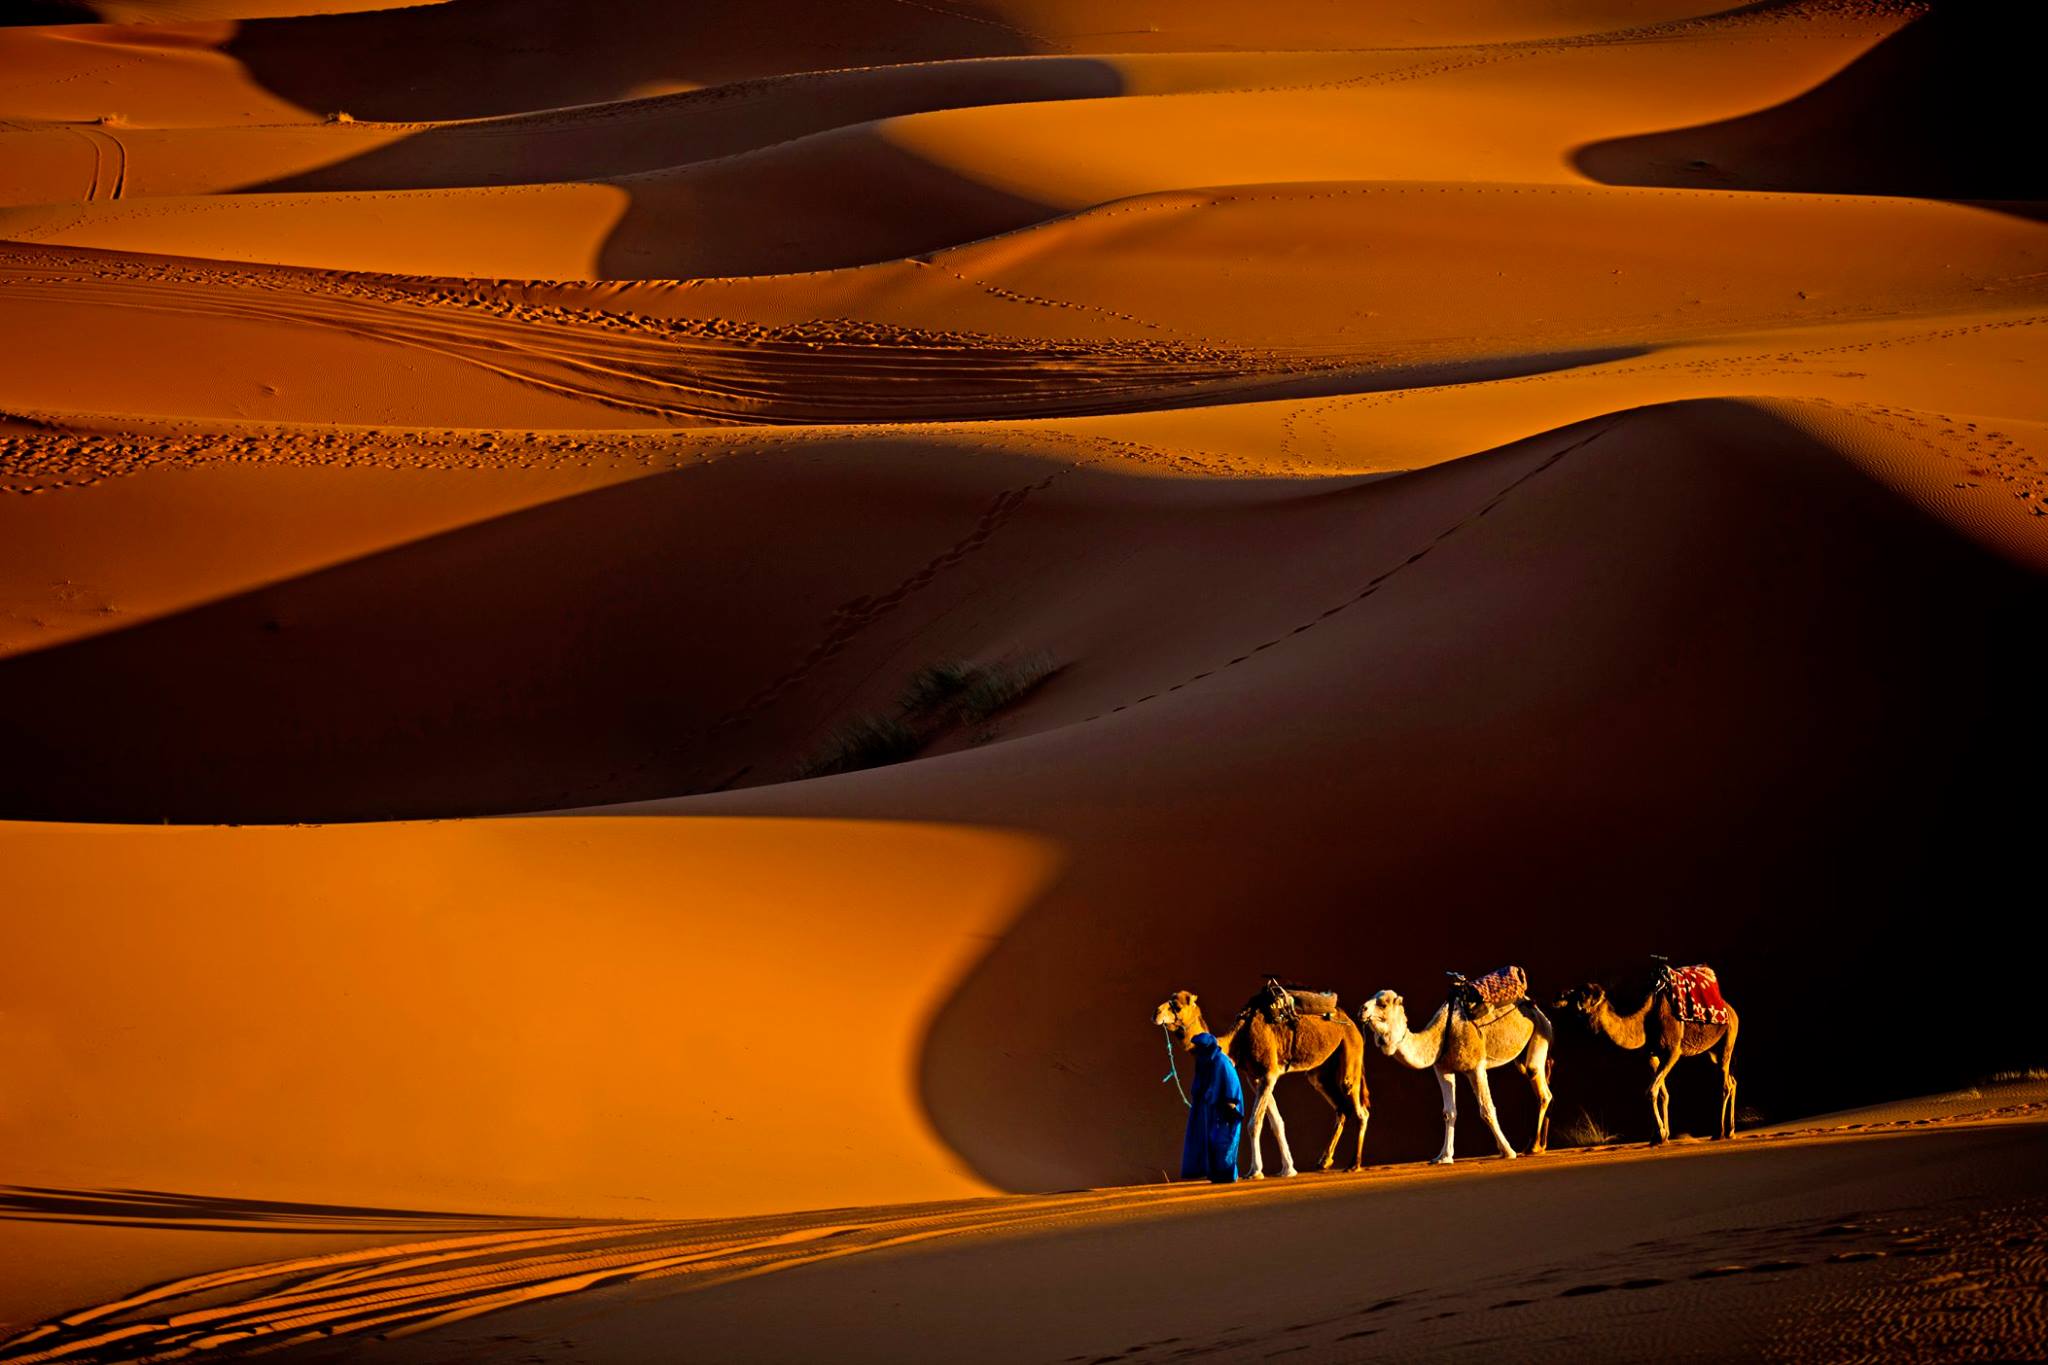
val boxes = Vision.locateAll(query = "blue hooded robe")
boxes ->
[1180,1032,1244,1183]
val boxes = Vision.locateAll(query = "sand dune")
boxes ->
[3,0,2044,1358]
[0,817,1052,1218]
[1578,3,2045,211]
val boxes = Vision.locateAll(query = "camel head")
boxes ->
[1555,982,1606,1019]
[1154,990,1201,1040]
[1358,989,1408,1055]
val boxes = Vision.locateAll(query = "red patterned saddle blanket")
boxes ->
[1468,965,1528,1011]
[1661,964,1728,1024]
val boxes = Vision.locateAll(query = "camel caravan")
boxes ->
[1154,958,1739,1183]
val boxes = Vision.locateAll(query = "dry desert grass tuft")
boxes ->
[799,652,1062,777]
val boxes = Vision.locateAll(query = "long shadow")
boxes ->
[1574,3,2044,219]
[1,2,94,23]
[0,438,1107,823]
[249,58,1125,195]
[590,123,1069,279]
[230,51,1122,279]
[222,0,1045,124]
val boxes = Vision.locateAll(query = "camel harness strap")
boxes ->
[1160,1026,1190,1108]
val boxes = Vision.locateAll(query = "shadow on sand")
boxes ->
[1574,3,2044,218]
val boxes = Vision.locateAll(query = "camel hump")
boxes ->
[1249,978,1342,1024]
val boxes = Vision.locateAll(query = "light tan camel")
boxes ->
[1357,987,1554,1164]
[1154,986,1369,1178]
[1555,979,1739,1142]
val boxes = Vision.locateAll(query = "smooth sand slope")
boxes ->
[2,0,2045,1359]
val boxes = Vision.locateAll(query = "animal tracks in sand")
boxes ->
[0,249,1299,427]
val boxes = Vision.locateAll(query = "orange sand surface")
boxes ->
[2,0,2044,1358]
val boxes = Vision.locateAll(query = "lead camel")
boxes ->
[1154,985,1369,1178]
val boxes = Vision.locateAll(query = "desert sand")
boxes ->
[1,0,2043,1359]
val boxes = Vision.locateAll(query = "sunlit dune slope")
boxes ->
[0,414,682,654]
[0,816,1053,1217]
[19,124,2015,284]
[1,182,2037,427]
[0,26,1891,208]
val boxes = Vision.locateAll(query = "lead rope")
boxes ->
[1161,1026,1190,1108]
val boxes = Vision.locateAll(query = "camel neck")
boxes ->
[1395,1004,1448,1068]
[1177,1007,1223,1051]
[1597,997,1652,1050]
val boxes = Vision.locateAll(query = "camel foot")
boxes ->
[1248,1171,1265,1180]
[1498,1149,1517,1161]
[1429,1155,1454,1166]
[1279,1167,1298,1178]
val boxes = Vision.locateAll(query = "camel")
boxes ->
[1357,984,1554,1164]
[1154,985,1369,1178]
[1554,972,1739,1143]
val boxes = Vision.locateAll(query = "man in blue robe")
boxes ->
[1180,1032,1244,1183]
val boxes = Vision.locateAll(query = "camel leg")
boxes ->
[1527,1038,1554,1155]
[1318,1113,1346,1172]
[1647,1052,1679,1144]
[1349,1088,1370,1172]
[1267,1091,1298,1178]
[1432,1071,1456,1165]
[1469,1064,1516,1160]
[1718,1017,1740,1139]
[1244,1075,1274,1178]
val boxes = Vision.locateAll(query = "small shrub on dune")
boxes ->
[795,650,1062,779]
[960,650,1061,723]
[795,714,923,779]
[899,660,976,714]
[1556,1108,1616,1149]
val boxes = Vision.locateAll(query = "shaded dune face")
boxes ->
[221,0,1047,123]
[245,58,1129,195]
[669,401,2045,1182]
[1574,3,2046,214]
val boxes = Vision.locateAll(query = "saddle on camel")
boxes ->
[1448,964,1529,1019]
[1658,961,1729,1024]
[1251,976,1342,1026]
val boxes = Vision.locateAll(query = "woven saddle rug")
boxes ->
[1467,964,1529,1012]
[1661,964,1729,1024]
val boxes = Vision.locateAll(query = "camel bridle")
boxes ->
[1159,1005,1192,1109]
